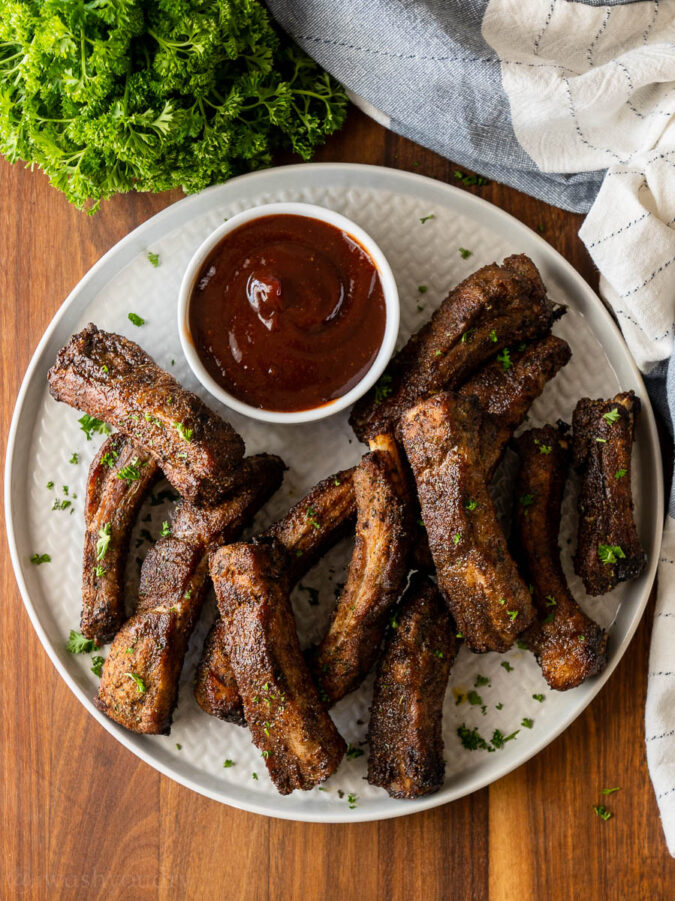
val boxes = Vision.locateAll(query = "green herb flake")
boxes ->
[593,805,612,821]
[507,610,519,622]
[519,493,534,508]
[176,744,182,751]
[602,786,620,795]
[306,506,321,530]
[465,498,478,511]
[252,772,258,780]
[521,717,534,729]
[346,744,365,760]
[501,661,514,672]
[459,247,472,260]
[90,655,105,677]
[615,468,627,479]
[602,407,621,424]
[174,421,193,442]
[46,481,54,490]
[489,329,498,342]
[51,498,72,512]
[69,453,79,465]
[66,630,98,654]
[533,694,545,703]
[516,639,529,650]
[223,759,234,768]
[420,214,435,224]
[126,672,146,693]
[453,533,461,546]
[101,449,119,468]
[417,285,428,294]
[373,374,392,405]
[96,522,112,561]
[30,553,51,565]
[467,690,483,706]
[596,437,608,444]
[78,414,110,441]
[94,565,106,578]
[598,544,626,565]
[117,458,143,482]
[147,252,160,268]
[497,348,512,371]
[160,521,171,537]
[475,674,490,687]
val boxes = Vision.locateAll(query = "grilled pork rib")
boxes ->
[82,434,160,642]
[48,324,245,505]
[399,392,535,652]
[513,426,607,690]
[194,466,357,722]
[308,451,410,705]
[95,455,285,734]
[368,574,456,799]
[572,392,646,595]
[210,540,346,794]
[350,254,562,442]
[459,334,572,477]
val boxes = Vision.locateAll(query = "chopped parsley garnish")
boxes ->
[453,169,490,187]
[147,252,160,268]
[536,441,552,455]
[465,498,478,511]
[615,469,627,479]
[602,786,620,795]
[174,421,193,442]
[299,584,320,606]
[306,506,321,530]
[457,724,518,751]
[489,329,498,342]
[460,328,474,344]
[69,453,79,464]
[467,690,483,706]
[456,631,463,638]
[96,522,112,561]
[545,595,557,607]
[596,437,607,444]
[519,493,534,507]
[602,407,621,424]
[490,728,520,749]
[497,348,512,370]
[373,373,393,405]
[78,414,110,440]
[117,458,143,481]
[578,634,585,642]
[521,718,534,729]
[496,702,503,710]
[420,214,435,224]
[533,694,545,702]
[501,661,514,672]
[543,612,555,624]
[223,759,234,768]
[101,449,119,468]
[459,247,472,259]
[516,639,529,650]
[434,349,442,356]
[390,611,400,629]
[176,744,182,750]
[435,650,444,659]
[94,565,106,578]
[598,544,626,565]
[160,521,171,537]
[128,312,145,327]
[475,674,490,687]
[418,285,428,294]
[46,481,54,490]
[507,610,519,622]
[261,750,270,759]
[346,744,365,759]
[66,630,98,654]
[30,553,51,565]
[51,498,71,511]
[252,772,258,780]
[347,792,358,808]
[90,655,105,677]
[126,672,146,692]
[593,805,612,821]
[453,533,461,546]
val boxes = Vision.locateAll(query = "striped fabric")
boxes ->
[268,0,675,853]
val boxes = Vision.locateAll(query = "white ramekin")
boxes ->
[177,201,399,424]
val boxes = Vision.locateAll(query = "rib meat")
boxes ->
[307,450,410,705]
[399,391,535,652]
[48,324,245,504]
[350,255,563,442]
[210,540,346,794]
[572,391,645,595]
[194,466,357,721]
[81,434,160,643]
[513,425,607,690]
[368,574,456,799]
[95,455,285,734]
[459,334,572,477]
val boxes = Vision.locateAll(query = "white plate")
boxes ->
[5,163,663,823]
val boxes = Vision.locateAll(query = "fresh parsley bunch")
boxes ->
[0,0,347,210]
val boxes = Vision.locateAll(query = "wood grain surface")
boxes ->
[1,107,673,901]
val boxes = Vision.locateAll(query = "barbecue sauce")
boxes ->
[188,214,387,412]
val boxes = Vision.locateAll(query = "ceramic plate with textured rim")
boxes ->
[5,164,663,823]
